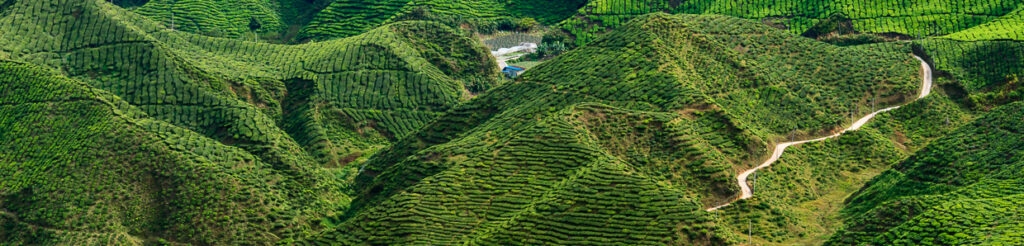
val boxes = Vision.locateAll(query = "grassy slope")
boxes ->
[300,0,587,40]
[915,39,1024,102]
[0,60,329,244]
[560,0,1024,46]
[708,34,1022,244]
[944,5,1024,41]
[2,0,499,167]
[0,0,496,244]
[705,14,1024,245]
[299,13,919,244]
[129,0,335,41]
[132,0,299,39]
[1,0,1018,245]
[713,90,975,245]
[826,101,1024,245]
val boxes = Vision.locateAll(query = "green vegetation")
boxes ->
[2,0,1023,245]
[713,90,974,245]
[2,0,499,167]
[559,0,1024,46]
[944,5,1024,41]
[0,0,495,243]
[131,0,329,40]
[482,32,542,50]
[0,59,337,244]
[913,39,1024,108]
[300,0,586,40]
[827,101,1024,245]
[299,13,922,244]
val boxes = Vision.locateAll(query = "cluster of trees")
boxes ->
[529,41,568,59]
[483,32,542,50]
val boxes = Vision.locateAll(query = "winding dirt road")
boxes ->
[707,55,933,211]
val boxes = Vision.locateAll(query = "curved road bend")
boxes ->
[707,55,933,211]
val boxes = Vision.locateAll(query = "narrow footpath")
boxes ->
[707,55,933,211]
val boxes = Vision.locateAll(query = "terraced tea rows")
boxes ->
[559,0,1024,46]
[301,0,587,40]
[483,32,542,50]
[300,0,411,40]
[828,101,1024,245]
[0,0,496,243]
[3,0,1023,245]
[944,5,1024,41]
[133,0,296,38]
[0,59,320,244]
[297,13,923,244]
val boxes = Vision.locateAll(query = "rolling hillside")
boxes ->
[827,101,1024,245]
[300,0,588,40]
[302,13,922,244]
[1,0,500,168]
[560,0,1024,46]
[0,0,496,244]
[0,59,333,245]
[1,0,1022,245]
[127,0,331,40]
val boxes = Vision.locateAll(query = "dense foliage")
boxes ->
[129,0,330,41]
[559,0,1024,46]
[300,0,587,40]
[299,13,922,244]
[713,91,974,245]
[1,0,1022,245]
[0,60,333,244]
[0,0,496,244]
[828,101,1024,245]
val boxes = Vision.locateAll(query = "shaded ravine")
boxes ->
[707,55,933,211]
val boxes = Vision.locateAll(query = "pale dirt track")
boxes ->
[706,55,933,211]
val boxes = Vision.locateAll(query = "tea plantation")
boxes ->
[1,0,1022,245]
[828,101,1024,245]
[1,0,495,243]
[560,0,1024,46]
[301,13,923,244]
[300,0,588,40]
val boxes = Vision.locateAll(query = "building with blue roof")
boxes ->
[502,66,526,78]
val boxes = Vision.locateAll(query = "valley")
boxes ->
[0,0,1021,245]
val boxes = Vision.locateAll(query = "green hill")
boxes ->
[1,0,499,168]
[300,0,587,40]
[915,39,1024,106]
[302,13,921,244]
[2,0,1023,245]
[560,0,1024,46]
[944,5,1024,41]
[0,59,335,244]
[709,88,975,244]
[0,0,496,244]
[826,101,1024,245]
[697,36,1023,245]
[128,0,330,40]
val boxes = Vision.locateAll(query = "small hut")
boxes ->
[502,66,526,78]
